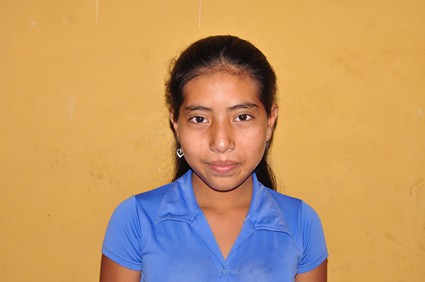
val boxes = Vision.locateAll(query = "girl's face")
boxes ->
[171,72,278,192]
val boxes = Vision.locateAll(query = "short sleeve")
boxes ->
[297,201,328,273]
[102,196,143,271]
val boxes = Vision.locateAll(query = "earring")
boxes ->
[176,148,184,158]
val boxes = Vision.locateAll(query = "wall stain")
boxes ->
[89,165,120,190]
[408,178,424,195]
[385,232,425,259]
[330,53,361,75]
[408,178,425,204]
[331,261,352,273]
[67,97,75,120]
[29,20,38,28]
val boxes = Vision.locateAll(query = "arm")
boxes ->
[100,255,141,282]
[295,259,327,282]
[101,196,142,281]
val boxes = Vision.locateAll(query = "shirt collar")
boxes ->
[156,170,289,233]
[247,173,289,233]
[156,170,200,224]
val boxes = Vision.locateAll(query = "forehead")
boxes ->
[182,72,261,106]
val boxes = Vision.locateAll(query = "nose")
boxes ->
[209,120,235,153]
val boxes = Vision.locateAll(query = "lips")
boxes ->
[206,160,239,175]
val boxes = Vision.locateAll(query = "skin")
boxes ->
[172,72,277,195]
[100,255,140,282]
[171,72,278,259]
[295,260,327,282]
[100,71,327,281]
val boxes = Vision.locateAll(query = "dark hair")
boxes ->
[165,35,277,190]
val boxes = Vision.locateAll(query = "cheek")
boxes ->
[243,125,268,143]
[178,130,206,156]
[248,140,267,154]
[249,128,268,150]
[241,132,267,154]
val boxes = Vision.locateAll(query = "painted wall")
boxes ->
[1,1,424,281]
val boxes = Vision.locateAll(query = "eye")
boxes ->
[189,116,207,124]
[235,114,253,122]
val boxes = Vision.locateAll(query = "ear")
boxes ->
[266,103,278,142]
[169,110,179,138]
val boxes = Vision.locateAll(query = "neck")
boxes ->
[192,175,253,211]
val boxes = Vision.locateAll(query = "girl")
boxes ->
[100,35,328,281]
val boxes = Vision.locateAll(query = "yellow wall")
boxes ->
[1,1,424,281]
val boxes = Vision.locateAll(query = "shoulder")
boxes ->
[106,182,175,226]
[266,189,320,222]
[263,189,325,248]
[266,189,303,218]
[265,190,328,273]
[102,182,176,265]
[116,182,176,218]
[134,182,174,205]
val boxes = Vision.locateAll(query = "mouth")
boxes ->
[206,160,239,175]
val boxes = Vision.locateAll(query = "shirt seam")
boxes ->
[297,250,328,273]
[102,247,142,271]
[132,195,144,268]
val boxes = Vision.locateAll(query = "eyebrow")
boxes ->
[229,103,259,111]
[184,105,212,112]
[184,103,259,112]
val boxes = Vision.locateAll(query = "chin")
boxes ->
[203,175,252,193]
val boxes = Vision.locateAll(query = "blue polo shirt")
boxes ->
[102,170,328,281]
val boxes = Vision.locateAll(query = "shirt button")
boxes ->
[221,268,227,274]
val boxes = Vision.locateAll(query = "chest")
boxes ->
[139,216,301,282]
[203,209,247,259]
